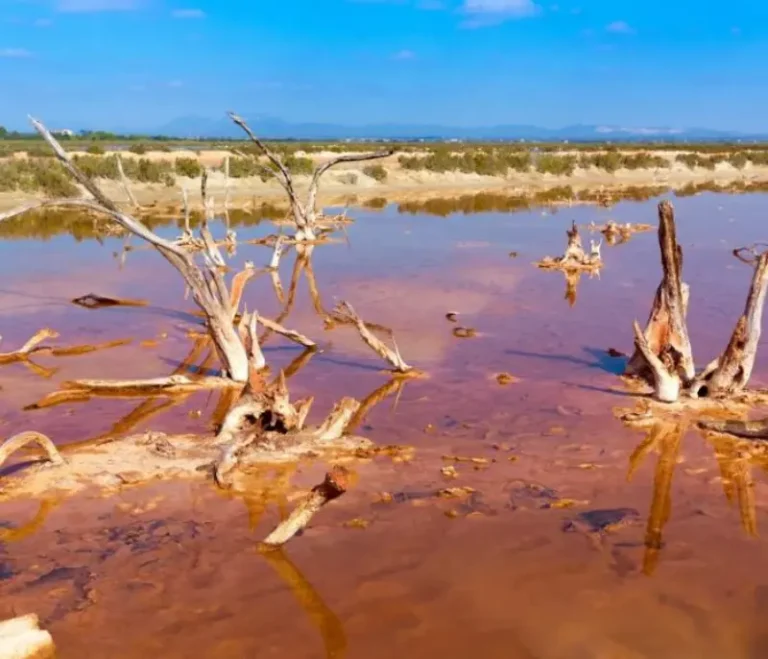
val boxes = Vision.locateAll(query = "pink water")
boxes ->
[1,192,768,658]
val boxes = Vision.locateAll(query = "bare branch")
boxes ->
[333,301,412,372]
[306,149,393,218]
[256,314,317,349]
[261,466,350,547]
[115,154,140,209]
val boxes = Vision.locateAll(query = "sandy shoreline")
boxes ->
[2,148,768,212]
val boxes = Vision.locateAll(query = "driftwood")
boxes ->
[261,466,350,547]
[228,112,393,241]
[0,614,54,659]
[71,293,148,309]
[536,221,602,272]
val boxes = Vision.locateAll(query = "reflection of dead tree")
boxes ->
[536,221,602,272]
[259,548,347,659]
[229,112,393,242]
[624,201,768,406]
[706,432,758,538]
[587,220,654,246]
[625,419,687,575]
[345,377,407,434]
[262,466,350,546]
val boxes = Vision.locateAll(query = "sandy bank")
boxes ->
[2,149,768,212]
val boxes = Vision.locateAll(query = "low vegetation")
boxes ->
[5,139,768,197]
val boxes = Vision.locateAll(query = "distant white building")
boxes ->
[52,129,75,137]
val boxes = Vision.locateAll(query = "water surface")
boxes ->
[1,192,768,658]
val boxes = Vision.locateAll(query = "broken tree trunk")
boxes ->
[625,201,695,389]
[690,252,768,398]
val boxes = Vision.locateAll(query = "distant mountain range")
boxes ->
[147,115,767,142]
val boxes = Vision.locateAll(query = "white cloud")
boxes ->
[392,49,415,60]
[606,20,634,34]
[461,0,539,26]
[463,0,538,16]
[172,8,205,18]
[0,48,32,58]
[57,0,139,11]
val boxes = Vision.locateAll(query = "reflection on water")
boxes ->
[3,192,768,656]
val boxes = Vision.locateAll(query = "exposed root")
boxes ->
[261,466,350,547]
[332,301,415,374]
[536,221,602,272]
[0,432,64,470]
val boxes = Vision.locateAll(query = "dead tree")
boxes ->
[625,201,695,388]
[625,204,768,405]
[228,112,393,242]
[690,251,768,398]
[536,221,602,271]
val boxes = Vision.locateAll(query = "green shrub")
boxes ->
[0,158,79,196]
[129,143,148,155]
[174,157,203,178]
[535,154,577,176]
[285,156,313,176]
[362,164,388,181]
[86,144,105,155]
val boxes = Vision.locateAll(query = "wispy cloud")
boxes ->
[172,8,205,18]
[56,0,140,12]
[462,0,539,27]
[606,20,634,34]
[417,0,444,8]
[0,48,33,58]
[392,49,416,60]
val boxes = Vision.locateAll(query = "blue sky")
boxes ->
[1,0,767,131]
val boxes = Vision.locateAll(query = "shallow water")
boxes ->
[2,192,768,657]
